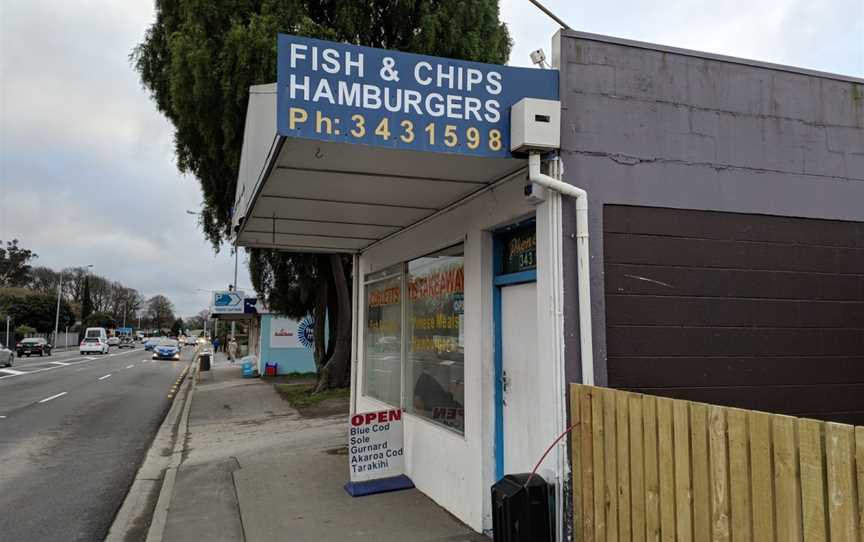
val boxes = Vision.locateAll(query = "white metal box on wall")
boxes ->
[509,98,561,153]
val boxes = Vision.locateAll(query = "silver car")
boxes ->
[0,342,14,367]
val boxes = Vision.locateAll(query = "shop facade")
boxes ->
[232,29,864,539]
[555,31,864,428]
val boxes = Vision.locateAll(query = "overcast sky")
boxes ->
[1,0,861,317]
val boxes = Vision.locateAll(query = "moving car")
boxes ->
[184,336,198,346]
[85,327,108,343]
[119,336,134,349]
[80,337,109,355]
[0,343,14,367]
[152,339,181,360]
[107,336,121,347]
[143,338,159,351]
[16,337,52,357]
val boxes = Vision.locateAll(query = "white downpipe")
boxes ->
[350,253,360,415]
[528,152,595,386]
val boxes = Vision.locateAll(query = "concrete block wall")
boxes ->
[560,33,864,181]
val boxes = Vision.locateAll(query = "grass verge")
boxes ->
[274,383,350,409]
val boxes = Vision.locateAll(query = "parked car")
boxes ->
[119,336,134,349]
[0,343,14,367]
[16,337,52,357]
[152,339,181,360]
[80,337,109,355]
[107,336,121,347]
[143,338,159,351]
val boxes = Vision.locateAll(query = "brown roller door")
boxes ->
[604,205,864,425]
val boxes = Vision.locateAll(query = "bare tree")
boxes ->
[27,266,60,295]
[62,267,90,304]
[88,276,112,313]
[147,295,175,331]
[109,285,144,326]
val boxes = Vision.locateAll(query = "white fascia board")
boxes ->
[233,83,278,236]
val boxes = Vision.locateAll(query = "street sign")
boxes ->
[211,290,245,314]
[277,34,558,159]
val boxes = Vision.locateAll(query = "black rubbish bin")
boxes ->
[198,353,211,371]
[491,473,554,542]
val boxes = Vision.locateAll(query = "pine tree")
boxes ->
[81,276,93,323]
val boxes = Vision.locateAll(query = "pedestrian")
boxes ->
[228,338,238,363]
[213,336,220,353]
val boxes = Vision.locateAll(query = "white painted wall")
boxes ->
[353,173,565,532]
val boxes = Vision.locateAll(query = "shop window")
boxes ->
[405,245,465,433]
[363,265,403,408]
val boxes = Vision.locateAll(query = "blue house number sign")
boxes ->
[277,34,559,158]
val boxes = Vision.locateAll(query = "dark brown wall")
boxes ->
[604,205,864,425]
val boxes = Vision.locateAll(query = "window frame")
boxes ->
[362,263,405,409]
[360,242,466,434]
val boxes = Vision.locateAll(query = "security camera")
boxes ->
[530,49,548,68]
[524,181,547,205]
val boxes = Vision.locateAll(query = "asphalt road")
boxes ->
[0,345,191,542]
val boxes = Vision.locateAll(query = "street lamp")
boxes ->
[195,289,215,337]
[189,206,240,340]
[54,264,93,349]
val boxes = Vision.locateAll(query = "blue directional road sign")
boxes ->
[211,290,245,314]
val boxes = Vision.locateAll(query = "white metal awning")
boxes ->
[232,84,526,253]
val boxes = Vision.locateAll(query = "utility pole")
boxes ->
[231,241,239,341]
[5,315,10,347]
[53,273,63,347]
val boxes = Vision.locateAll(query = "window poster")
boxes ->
[406,245,465,433]
[364,275,402,407]
[270,317,301,349]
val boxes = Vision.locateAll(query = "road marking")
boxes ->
[0,349,140,381]
[126,364,134,369]
[38,392,67,403]
[98,374,112,381]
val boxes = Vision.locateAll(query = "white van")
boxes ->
[81,327,109,355]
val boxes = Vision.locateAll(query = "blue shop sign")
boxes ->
[277,34,558,158]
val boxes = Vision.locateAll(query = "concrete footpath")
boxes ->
[146,354,486,542]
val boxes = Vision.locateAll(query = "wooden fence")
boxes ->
[569,385,864,542]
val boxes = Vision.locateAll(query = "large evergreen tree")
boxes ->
[0,239,37,288]
[0,291,74,333]
[80,277,93,323]
[133,0,512,390]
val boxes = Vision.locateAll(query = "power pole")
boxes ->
[53,271,63,347]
